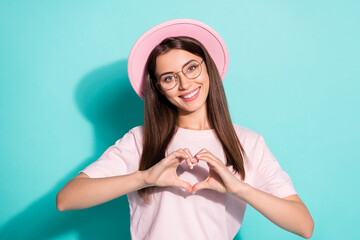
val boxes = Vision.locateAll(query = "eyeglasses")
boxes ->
[157,59,204,90]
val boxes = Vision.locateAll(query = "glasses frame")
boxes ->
[157,59,204,91]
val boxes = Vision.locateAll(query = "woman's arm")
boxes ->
[57,149,195,211]
[56,171,148,211]
[191,149,314,239]
[235,185,314,239]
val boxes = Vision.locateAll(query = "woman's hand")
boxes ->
[143,148,195,192]
[191,148,246,195]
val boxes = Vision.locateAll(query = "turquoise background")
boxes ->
[1,0,359,239]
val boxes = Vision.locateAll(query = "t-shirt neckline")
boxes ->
[176,126,216,136]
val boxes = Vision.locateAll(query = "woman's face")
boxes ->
[155,49,210,115]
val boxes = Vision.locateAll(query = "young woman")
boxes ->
[57,19,314,239]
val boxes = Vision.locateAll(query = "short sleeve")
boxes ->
[79,126,143,178]
[252,135,297,198]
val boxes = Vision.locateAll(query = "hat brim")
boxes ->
[127,18,229,100]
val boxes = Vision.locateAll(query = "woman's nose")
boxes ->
[177,73,191,90]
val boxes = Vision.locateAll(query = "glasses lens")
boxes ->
[182,60,201,79]
[159,73,177,90]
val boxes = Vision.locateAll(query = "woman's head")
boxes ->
[154,49,209,116]
[144,36,223,116]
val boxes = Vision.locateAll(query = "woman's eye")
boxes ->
[187,65,197,72]
[163,76,174,82]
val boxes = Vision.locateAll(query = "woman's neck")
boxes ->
[177,105,211,130]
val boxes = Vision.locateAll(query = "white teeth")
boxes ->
[181,87,200,99]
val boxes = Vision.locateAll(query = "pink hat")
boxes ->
[127,18,229,100]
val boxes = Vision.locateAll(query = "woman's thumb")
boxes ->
[191,180,207,194]
[176,179,193,192]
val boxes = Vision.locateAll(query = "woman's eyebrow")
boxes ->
[158,71,173,78]
[158,59,196,78]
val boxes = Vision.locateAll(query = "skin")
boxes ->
[57,48,313,239]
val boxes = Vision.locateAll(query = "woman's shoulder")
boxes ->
[125,125,144,141]
[232,123,261,137]
[232,123,264,146]
[114,126,144,149]
[128,125,144,135]
[114,126,143,143]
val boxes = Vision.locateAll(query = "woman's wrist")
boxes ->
[231,182,252,200]
[138,169,154,188]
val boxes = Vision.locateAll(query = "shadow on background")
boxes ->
[0,59,143,239]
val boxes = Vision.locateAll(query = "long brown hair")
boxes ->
[137,36,247,204]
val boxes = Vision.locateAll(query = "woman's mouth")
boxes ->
[179,87,200,102]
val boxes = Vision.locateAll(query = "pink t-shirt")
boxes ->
[80,124,297,239]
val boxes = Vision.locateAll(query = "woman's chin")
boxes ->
[177,102,206,116]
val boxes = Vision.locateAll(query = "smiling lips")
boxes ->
[179,87,201,101]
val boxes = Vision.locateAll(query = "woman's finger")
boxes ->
[173,148,192,169]
[195,150,222,164]
[169,149,195,170]
[195,153,219,168]
[168,150,189,165]
[179,149,193,169]
[188,148,199,166]
[196,148,207,156]
[182,148,192,159]
[183,148,196,169]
